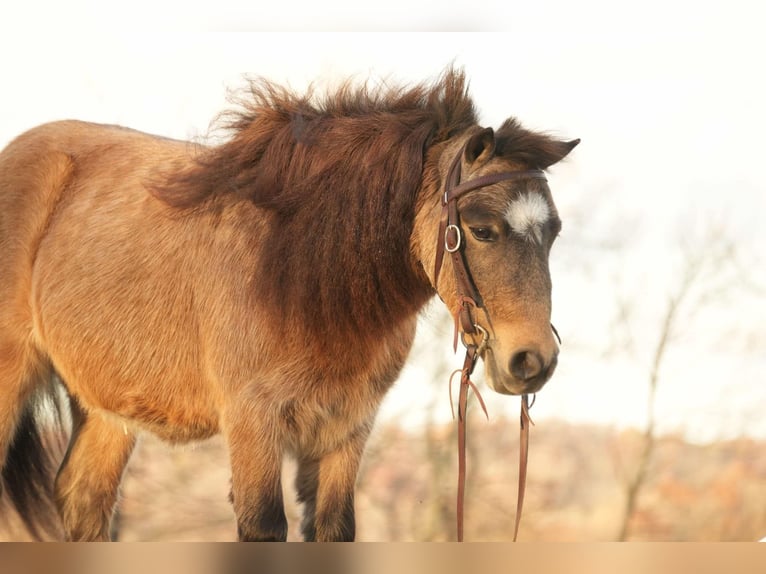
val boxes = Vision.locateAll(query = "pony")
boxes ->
[0,69,578,541]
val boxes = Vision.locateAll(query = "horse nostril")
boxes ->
[510,349,544,382]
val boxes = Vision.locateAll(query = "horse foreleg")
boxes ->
[225,405,287,541]
[54,401,135,541]
[296,425,370,542]
[294,456,319,540]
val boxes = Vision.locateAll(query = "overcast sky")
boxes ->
[1,5,764,442]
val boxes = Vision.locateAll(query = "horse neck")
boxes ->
[252,178,435,346]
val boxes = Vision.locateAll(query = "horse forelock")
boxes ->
[155,68,478,339]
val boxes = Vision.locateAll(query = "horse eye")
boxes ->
[470,227,495,242]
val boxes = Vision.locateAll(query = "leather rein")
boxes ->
[434,140,547,542]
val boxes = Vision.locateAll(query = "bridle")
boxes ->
[434,139,548,542]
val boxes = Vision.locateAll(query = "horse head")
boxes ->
[416,121,579,396]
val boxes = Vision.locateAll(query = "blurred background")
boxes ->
[1,5,764,541]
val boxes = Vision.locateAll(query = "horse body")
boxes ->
[0,71,577,541]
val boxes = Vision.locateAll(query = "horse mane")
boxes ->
[155,68,477,210]
[154,69,480,340]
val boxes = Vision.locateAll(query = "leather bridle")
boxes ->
[434,139,547,542]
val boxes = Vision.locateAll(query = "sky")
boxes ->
[1,5,764,443]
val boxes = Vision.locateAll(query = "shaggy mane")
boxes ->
[155,69,480,338]
[156,68,477,211]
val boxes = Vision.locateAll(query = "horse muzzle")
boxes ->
[484,344,559,395]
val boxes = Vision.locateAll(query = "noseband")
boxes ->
[434,140,547,542]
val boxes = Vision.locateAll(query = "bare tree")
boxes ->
[615,220,758,540]
[617,251,703,540]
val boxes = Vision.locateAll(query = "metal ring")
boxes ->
[445,224,462,253]
[461,324,490,354]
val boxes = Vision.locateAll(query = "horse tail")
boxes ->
[2,378,68,540]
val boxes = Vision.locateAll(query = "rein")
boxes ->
[435,140,547,542]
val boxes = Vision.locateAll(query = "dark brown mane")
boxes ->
[156,69,480,340]
[156,68,478,210]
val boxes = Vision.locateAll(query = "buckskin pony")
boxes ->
[0,69,577,541]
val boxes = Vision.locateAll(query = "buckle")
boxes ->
[445,224,462,253]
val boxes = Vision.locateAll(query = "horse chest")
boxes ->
[266,332,415,457]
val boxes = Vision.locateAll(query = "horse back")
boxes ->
[0,119,190,259]
[0,120,191,324]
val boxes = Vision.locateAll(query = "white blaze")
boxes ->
[504,193,551,243]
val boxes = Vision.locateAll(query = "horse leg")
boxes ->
[225,405,287,541]
[295,425,370,542]
[54,399,136,541]
[294,457,319,540]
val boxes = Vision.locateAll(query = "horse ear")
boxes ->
[464,127,496,165]
[560,138,581,159]
[539,138,580,168]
